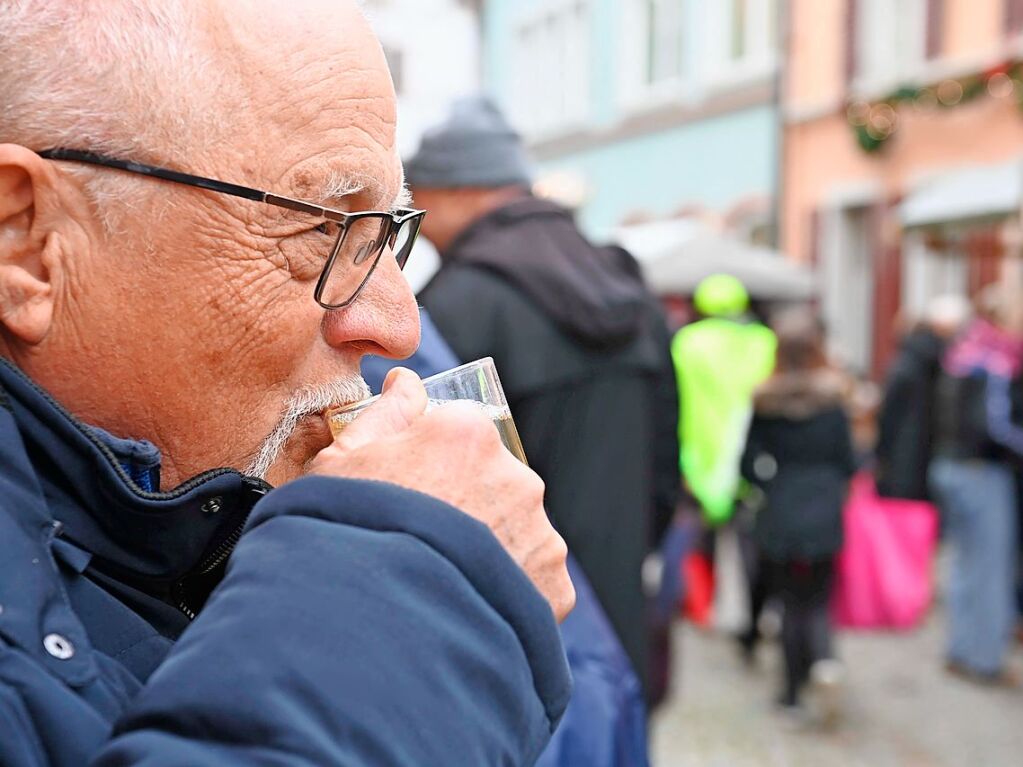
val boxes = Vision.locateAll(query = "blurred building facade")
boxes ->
[480,0,782,242]
[362,0,482,156]
[784,0,1023,376]
[363,0,482,290]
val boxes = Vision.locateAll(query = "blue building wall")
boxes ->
[538,107,777,240]
[481,0,778,241]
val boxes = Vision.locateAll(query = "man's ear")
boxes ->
[0,144,62,345]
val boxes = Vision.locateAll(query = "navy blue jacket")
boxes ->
[0,359,570,766]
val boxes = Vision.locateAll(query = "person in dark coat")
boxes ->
[876,296,972,500]
[408,96,681,697]
[0,4,574,764]
[364,312,651,767]
[741,310,856,715]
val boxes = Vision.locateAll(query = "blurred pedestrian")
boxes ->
[876,295,972,501]
[741,309,856,716]
[408,96,681,699]
[672,275,776,528]
[672,275,775,658]
[929,285,1023,687]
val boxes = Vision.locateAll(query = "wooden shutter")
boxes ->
[966,226,1004,296]
[870,200,902,380]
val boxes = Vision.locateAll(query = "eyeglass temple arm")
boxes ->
[37,148,343,221]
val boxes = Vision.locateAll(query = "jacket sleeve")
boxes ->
[984,372,1023,459]
[648,307,682,548]
[875,365,910,471]
[92,477,571,766]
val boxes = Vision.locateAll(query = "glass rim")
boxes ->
[330,357,496,418]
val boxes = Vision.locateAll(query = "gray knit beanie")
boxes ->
[404,96,533,189]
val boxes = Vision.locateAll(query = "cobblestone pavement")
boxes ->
[650,611,1023,767]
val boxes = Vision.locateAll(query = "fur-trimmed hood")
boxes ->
[754,369,849,420]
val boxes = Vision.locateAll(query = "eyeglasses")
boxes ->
[36,148,425,309]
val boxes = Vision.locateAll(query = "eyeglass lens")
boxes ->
[318,215,419,307]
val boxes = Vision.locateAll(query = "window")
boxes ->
[706,0,778,80]
[823,206,875,376]
[511,1,591,138]
[620,0,775,109]
[855,0,928,89]
[644,0,686,86]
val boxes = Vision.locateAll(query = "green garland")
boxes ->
[847,60,1023,153]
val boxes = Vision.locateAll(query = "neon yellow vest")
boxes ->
[672,318,776,525]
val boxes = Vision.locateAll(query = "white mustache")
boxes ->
[243,376,371,480]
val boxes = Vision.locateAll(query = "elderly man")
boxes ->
[0,2,573,765]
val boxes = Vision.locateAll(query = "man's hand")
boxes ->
[309,368,575,621]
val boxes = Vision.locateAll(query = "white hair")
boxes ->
[0,0,230,230]
[243,375,371,480]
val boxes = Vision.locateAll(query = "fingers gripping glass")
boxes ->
[35,148,425,309]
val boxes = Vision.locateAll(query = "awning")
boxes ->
[637,234,816,300]
[901,160,1023,227]
[615,222,815,300]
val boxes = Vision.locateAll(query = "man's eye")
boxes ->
[314,221,343,238]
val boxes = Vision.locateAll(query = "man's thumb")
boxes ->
[333,367,428,449]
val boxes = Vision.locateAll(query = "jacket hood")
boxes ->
[900,327,946,367]
[754,369,848,420]
[441,196,649,349]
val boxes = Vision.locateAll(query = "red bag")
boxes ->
[833,473,938,630]
[681,552,714,627]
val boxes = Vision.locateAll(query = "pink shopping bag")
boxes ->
[833,473,939,630]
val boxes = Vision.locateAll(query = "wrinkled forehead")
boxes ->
[213,0,401,206]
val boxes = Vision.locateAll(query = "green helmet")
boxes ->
[694,274,749,317]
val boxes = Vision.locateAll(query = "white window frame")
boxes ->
[510,0,591,140]
[853,0,928,95]
[818,188,883,376]
[702,0,779,88]
[618,0,691,108]
[619,0,777,113]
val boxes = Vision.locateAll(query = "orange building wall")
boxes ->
[783,0,1023,263]
[943,0,1004,58]
[787,0,846,106]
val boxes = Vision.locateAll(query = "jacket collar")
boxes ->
[0,359,267,588]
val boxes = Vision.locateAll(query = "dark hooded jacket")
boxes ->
[875,327,946,500]
[0,359,570,766]
[419,196,680,694]
[740,370,857,562]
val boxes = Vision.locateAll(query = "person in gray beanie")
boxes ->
[411,96,682,711]
[404,95,533,189]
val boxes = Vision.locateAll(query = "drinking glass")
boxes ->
[328,357,527,463]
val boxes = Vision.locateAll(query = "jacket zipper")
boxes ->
[176,477,271,620]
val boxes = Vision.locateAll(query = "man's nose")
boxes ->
[320,246,421,359]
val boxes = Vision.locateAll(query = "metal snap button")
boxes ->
[201,497,222,515]
[43,633,75,660]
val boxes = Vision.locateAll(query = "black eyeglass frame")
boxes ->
[36,147,425,309]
